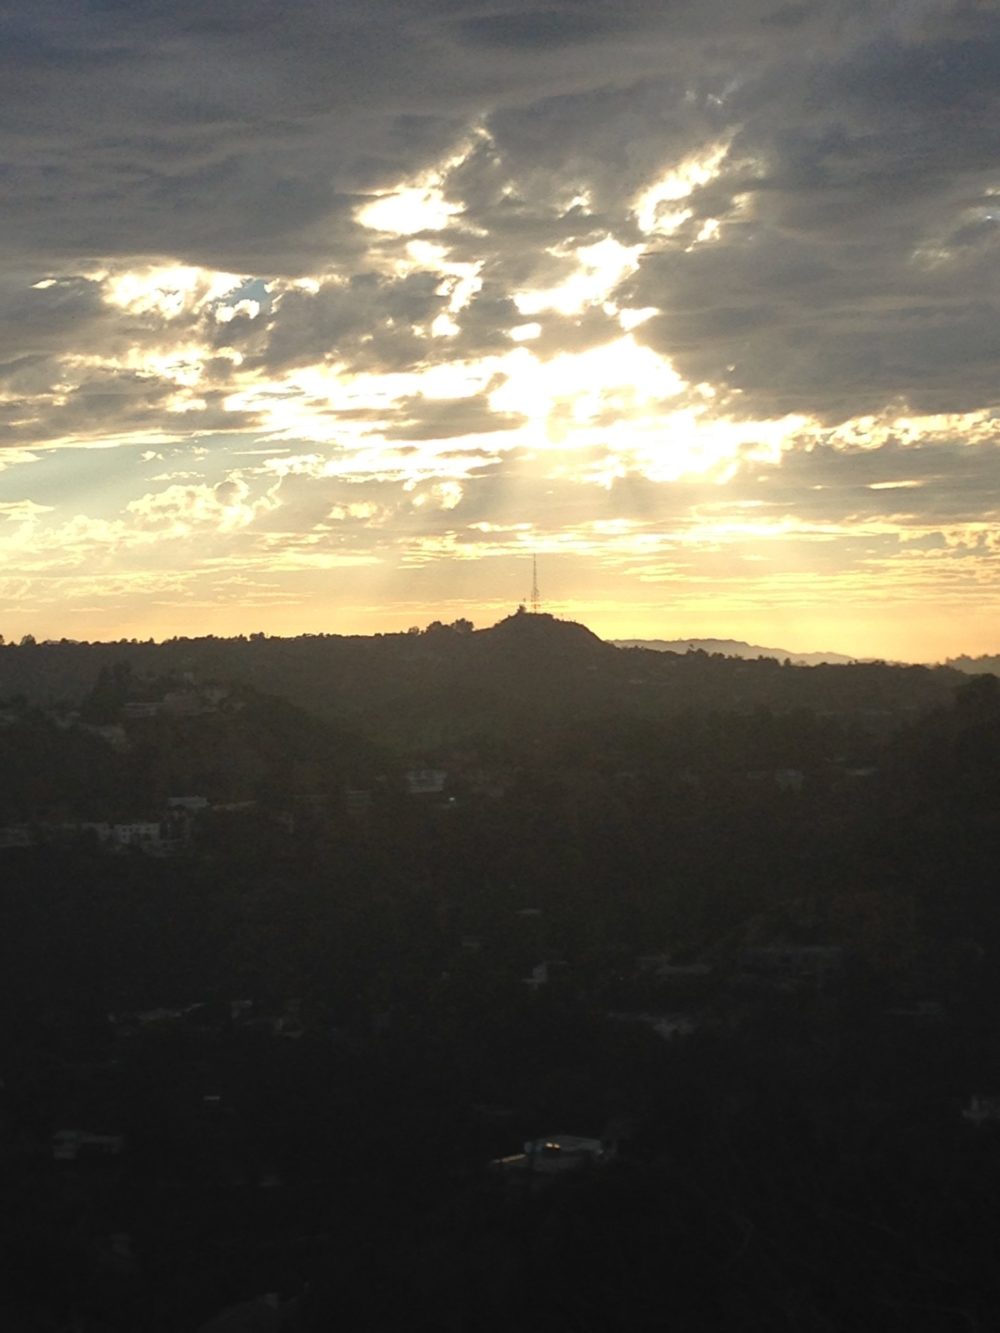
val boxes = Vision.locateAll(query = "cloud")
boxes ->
[0,277,109,360]
[7,1,996,430]
[451,9,628,51]
[260,271,449,372]
[0,365,263,450]
[723,429,1000,528]
[0,1,793,272]
[1,0,999,651]
[380,392,526,441]
[621,16,1000,421]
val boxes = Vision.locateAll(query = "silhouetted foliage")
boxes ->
[1,623,1000,1330]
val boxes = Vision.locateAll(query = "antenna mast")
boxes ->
[529,554,541,614]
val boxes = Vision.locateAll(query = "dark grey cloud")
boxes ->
[381,392,526,441]
[298,387,526,439]
[259,271,448,371]
[628,215,1000,420]
[1,0,997,430]
[613,17,1000,420]
[452,9,627,50]
[0,0,716,273]
[835,29,1000,113]
[724,435,1000,526]
[447,282,524,355]
[0,367,261,448]
[529,308,625,358]
[0,270,251,403]
[1,3,456,271]
[0,277,109,361]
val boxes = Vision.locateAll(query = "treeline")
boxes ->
[3,633,1000,1330]
[0,686,382,822]
[0,612,965,753]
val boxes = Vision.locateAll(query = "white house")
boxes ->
[123,701,163,720]
[405,769,447,796]
[0,826,33,849]
[491,1134,607,1177]
[167,796,209,812]
[963,1095,1000,1126]
[53,1129,124,1161]
[111,821,165,850]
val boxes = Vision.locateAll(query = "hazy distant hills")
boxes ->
[946,654,1000,675]
[616,639,1000,672]
[613,637,859,666]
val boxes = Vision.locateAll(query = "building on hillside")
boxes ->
[636,955,713,979]
[112,821,167,851]
[465,767,512,799]
[345,788,373,816]
[405,768,448,796]
[884,999,946,1025]
[0,825,33,849]
[79,722,130,751]
[745,767,805,792]
[167,795,209,812]
[162,690,208,717]
[123,701,163,720]
[963,1095,1000,1126]
[523,960,569,990]
[738,945,843,991]
[74,820,181,856]
[607,1010,700,1041]
[490,1134,607,1179]
[53,1129,124,1161]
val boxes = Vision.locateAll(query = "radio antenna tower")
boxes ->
[529,553,541,614]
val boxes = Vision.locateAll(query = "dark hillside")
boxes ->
[0,614,964,755]
[2,643,1000,1330]
[0,688,382,822]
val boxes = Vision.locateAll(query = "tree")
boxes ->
[80,661,133,723]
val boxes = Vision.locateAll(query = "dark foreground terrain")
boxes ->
[3,614,1000,1331]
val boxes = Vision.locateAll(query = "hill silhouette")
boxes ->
[3,620,1000,1333]
[0,683,382,823]
[0,613,965,755]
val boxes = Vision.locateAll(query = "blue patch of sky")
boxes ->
[0,446,144,518]
[0,436,269,519]
[215,278,272,313]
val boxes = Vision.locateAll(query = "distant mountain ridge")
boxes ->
[946,654,1000,675]
[612,637,859,666]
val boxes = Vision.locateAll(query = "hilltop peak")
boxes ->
[484,610,609,653]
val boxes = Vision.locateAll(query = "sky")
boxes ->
[1,0,998,660]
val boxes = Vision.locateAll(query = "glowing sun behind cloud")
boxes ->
[2,7,999,666]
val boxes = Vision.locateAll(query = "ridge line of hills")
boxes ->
[11,617,994,673]
[611,637,860,666]
[0,611,985,758]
